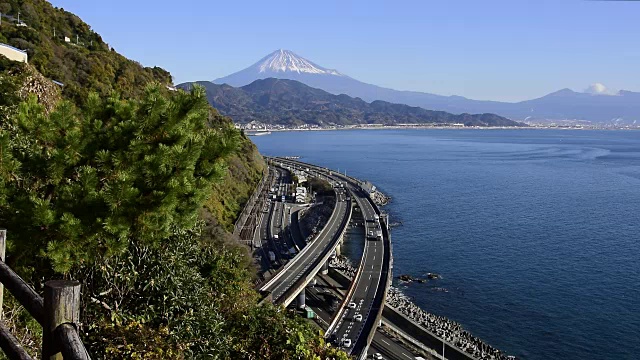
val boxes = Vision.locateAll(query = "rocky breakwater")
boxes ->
[330,256,514,359]
[387,287,515,360]
[371,189,391,207]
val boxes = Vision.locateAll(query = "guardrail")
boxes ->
[0,229,92,360]
[278,196,352,306]
[325,201,368,335]
[270,157,393,357]
[382,305,477,360]
[259,184,340,294]
[233,166,269,236]
[355,214,392,359]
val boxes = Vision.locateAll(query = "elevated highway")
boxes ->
[269,157,392,359]
[259,162,352,307]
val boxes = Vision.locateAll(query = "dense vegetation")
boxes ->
[0,1,347,359]
[0,0,171,104]
[180,78,523,127]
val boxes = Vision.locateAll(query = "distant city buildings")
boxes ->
[233,116,639,131]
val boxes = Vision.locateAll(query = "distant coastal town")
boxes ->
[237,120,639,134]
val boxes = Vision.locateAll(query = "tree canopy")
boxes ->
[0,0,172,104]
[0,85,238,273]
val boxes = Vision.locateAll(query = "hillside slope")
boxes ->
[0,0,264,231]
[181,78,522,127]
[0,0,171,104]
[0,2,351,359]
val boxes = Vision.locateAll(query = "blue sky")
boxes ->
[50,0,639,102]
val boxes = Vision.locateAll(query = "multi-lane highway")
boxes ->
[250,158,471,360]
[329,186,390,357]
[306,274,422,360]
[265,190,349,304]
[269,157,392,359]
[258,161,352,307]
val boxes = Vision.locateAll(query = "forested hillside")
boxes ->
[0,0,171,104]
[180,78,523,127]
[0,1,346,359]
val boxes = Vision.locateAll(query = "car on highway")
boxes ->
[371,354,383,360]
[354,314,363,322]
[348,301,356,309]
[342,338,352,348]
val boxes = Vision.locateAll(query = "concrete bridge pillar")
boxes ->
[297,290,306,309]
[321,261,329,275]
[335,241,341,256]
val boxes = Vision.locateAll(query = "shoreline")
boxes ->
[244,125,640,133]
[362,185,513,359]
[330,256,515,360]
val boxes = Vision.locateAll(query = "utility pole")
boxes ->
[76,34,79,44]
[53,27,55,38]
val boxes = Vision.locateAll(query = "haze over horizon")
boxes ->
[50,0,640,102]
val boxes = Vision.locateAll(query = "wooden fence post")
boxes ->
[42,280,81,360]
[0,228,6,320]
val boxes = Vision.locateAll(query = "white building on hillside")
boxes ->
[296,187,307,203]
[292,169,307,184]
[0,43,27,63]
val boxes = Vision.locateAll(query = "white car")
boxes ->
[342,338,352,348]
[373,354,383,360]
[354,314,363,322]
[348,302,356,309]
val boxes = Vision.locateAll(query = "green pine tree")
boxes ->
[0,84,238,273]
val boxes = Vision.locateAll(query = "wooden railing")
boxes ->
[0,229,92,360]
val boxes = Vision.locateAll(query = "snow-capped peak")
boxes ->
[255,49,343,76]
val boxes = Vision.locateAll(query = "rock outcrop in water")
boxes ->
[330,256,514,360]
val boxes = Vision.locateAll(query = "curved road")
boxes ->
[269,157,392,358]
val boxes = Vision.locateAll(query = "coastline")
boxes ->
[244,125,639,133]
[330,255,514,360]
[367,187,513,359]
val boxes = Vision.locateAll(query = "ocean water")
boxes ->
[252,129,640,360]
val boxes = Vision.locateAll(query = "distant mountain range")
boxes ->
[213,49,640,125]
[178,78,522,127]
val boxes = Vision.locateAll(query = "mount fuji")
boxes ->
[213,49,368,96]
[213,50,640,124]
